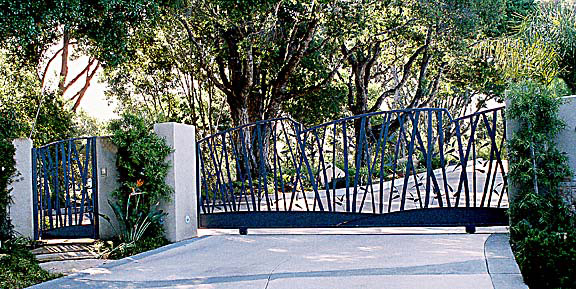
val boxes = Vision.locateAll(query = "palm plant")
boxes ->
[476,1,576,89]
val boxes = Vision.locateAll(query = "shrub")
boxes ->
[106,112,173,256]
[0,238,60,289]
[509,192,576,288]
[506,79,575,288]
[0,113,17,242]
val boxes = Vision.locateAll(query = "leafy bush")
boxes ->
[0,238,60,289]
[107,113,173,255]
[0,113,17,242]
[506,79,571,194]
[507,79,576,288]
[509,192,576,288]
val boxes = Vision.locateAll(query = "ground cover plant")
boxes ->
[0,238,61,289]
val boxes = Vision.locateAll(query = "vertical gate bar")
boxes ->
[32,148,39,240]
[196,145,203,217]
[472,120,477,208]
[497,109,508,208]
[258,123,272,211]
[43,148,53,230]
[379,113,391,214]
[413,117,443,208]
[60,141,67,226]
[425,110,433,208]
[332,123,337,212]
[454,114,480,207]
[71,143,78,225]
[228,132,247,211]
[198,149,211,213]
[271,123,281,211]
[239,129,257,211]
[313,129,332,212]
[400,111,419,211]
[55,142,61,228]
[343,122,350,212]
[486,111,502,207]
[289,124,308,211]
[221,134,237,211]
[352,117,366,213]
[81,140,90,223]
[388,112,405,213]
[480,113,496,207]
[205,138,227,212]
[38,148,44,238]
[297,126,324,212]
[409,113,423,209]
[215,137,231,211]
[438,111,449,208]
[66,141,72,226]
[91,138,99,237]
[71,143,83,223]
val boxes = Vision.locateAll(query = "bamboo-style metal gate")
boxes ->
[32,137,98,239]
[197,107,508,232]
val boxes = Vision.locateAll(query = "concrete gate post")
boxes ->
[154,123,198,242]
[95,137,121,240]
[9,138,34,240]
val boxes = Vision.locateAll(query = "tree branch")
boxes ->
[369,43,428,112]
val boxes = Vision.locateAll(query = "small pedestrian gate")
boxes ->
[197,107,508,232]
[32,137,98,239]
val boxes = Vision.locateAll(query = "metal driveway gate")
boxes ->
[197,107,508,232]
[32,137,99,239]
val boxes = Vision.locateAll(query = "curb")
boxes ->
[484,233,527,289]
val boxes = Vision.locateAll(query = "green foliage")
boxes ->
[105,235,170,260]
[507,78,575,288]
[0,0,183,67]
[0,238,60,289]
[506,79,571,194]
[103,197,166,257]
[509,192,576,288]
[0,52,74,145]
[478,1,576,92]
[108,112,172,243]
[0,114,17,242]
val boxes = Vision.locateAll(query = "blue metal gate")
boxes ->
[197,107,508,231]
[32,137,98,239]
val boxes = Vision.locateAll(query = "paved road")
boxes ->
[34,229,526,289]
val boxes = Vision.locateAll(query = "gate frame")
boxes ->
[31,137,99,240]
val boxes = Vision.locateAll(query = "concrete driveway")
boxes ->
[33,228,526,289]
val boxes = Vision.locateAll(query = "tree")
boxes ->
[0,51,73,144]
[0,0,181,111]
[179,0,349,127]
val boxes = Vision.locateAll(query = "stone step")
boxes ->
[35,250,100,263]
[38,238,96,245]
[31,244,95,255]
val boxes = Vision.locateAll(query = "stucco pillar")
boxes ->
[556,96,576,209]
[505,100,520,203]
[95,137,120,240]
[154,123,198,242]
[9,138,34,239]
[556,96,576,176]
